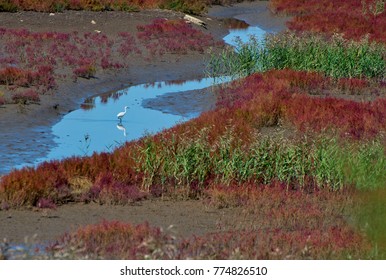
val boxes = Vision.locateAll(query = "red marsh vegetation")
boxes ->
[0,0,233,14]
[270,0,386,42]
[47,184,370,259]
[0,0,173,12]
[0,19,218,104]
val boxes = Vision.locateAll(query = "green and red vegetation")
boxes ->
[1,68,385,258]
[1,0,386,259]
[1,69,385,207]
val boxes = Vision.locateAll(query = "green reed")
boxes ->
[135,128,386,190]
[207,32,386,80]
[206,36,262,80]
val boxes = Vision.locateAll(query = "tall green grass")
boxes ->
[134,128,386,191]
[313,138,386,190]
[207,36,262,80]
[207,32,386,80]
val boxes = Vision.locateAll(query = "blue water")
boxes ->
[223,25,266,47]
[12,23,267,170]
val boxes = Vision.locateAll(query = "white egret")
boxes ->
[117,106,129,123]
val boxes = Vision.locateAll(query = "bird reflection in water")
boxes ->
[116,123,127,137]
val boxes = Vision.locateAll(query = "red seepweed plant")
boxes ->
[12,89,40,104]
[137,18,220,56]
[47,181,372,259]
[0,19,219,103]
[215,69,386,139]
[270,0,386,42]
[48,220,175,259]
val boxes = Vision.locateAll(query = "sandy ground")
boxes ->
[0,2,288,245]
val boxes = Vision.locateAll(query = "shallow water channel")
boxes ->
[11,17,267,172]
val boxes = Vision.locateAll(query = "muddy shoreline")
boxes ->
[0,2,288,243]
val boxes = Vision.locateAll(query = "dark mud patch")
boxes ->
[142,86,217,118]
[0,199,239,243]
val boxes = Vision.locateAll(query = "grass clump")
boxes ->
[262,32,385,79]
[312,138,386,190]
[2,129,384,208]
[135,129,386,192]
[206,36,262,80]
[207,32,386,80]
[0,0,18,12]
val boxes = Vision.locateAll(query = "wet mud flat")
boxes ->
[0,199,241,243]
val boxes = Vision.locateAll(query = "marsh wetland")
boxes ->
[0,0,385,259]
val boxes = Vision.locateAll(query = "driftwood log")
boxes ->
[183,14,207,29]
